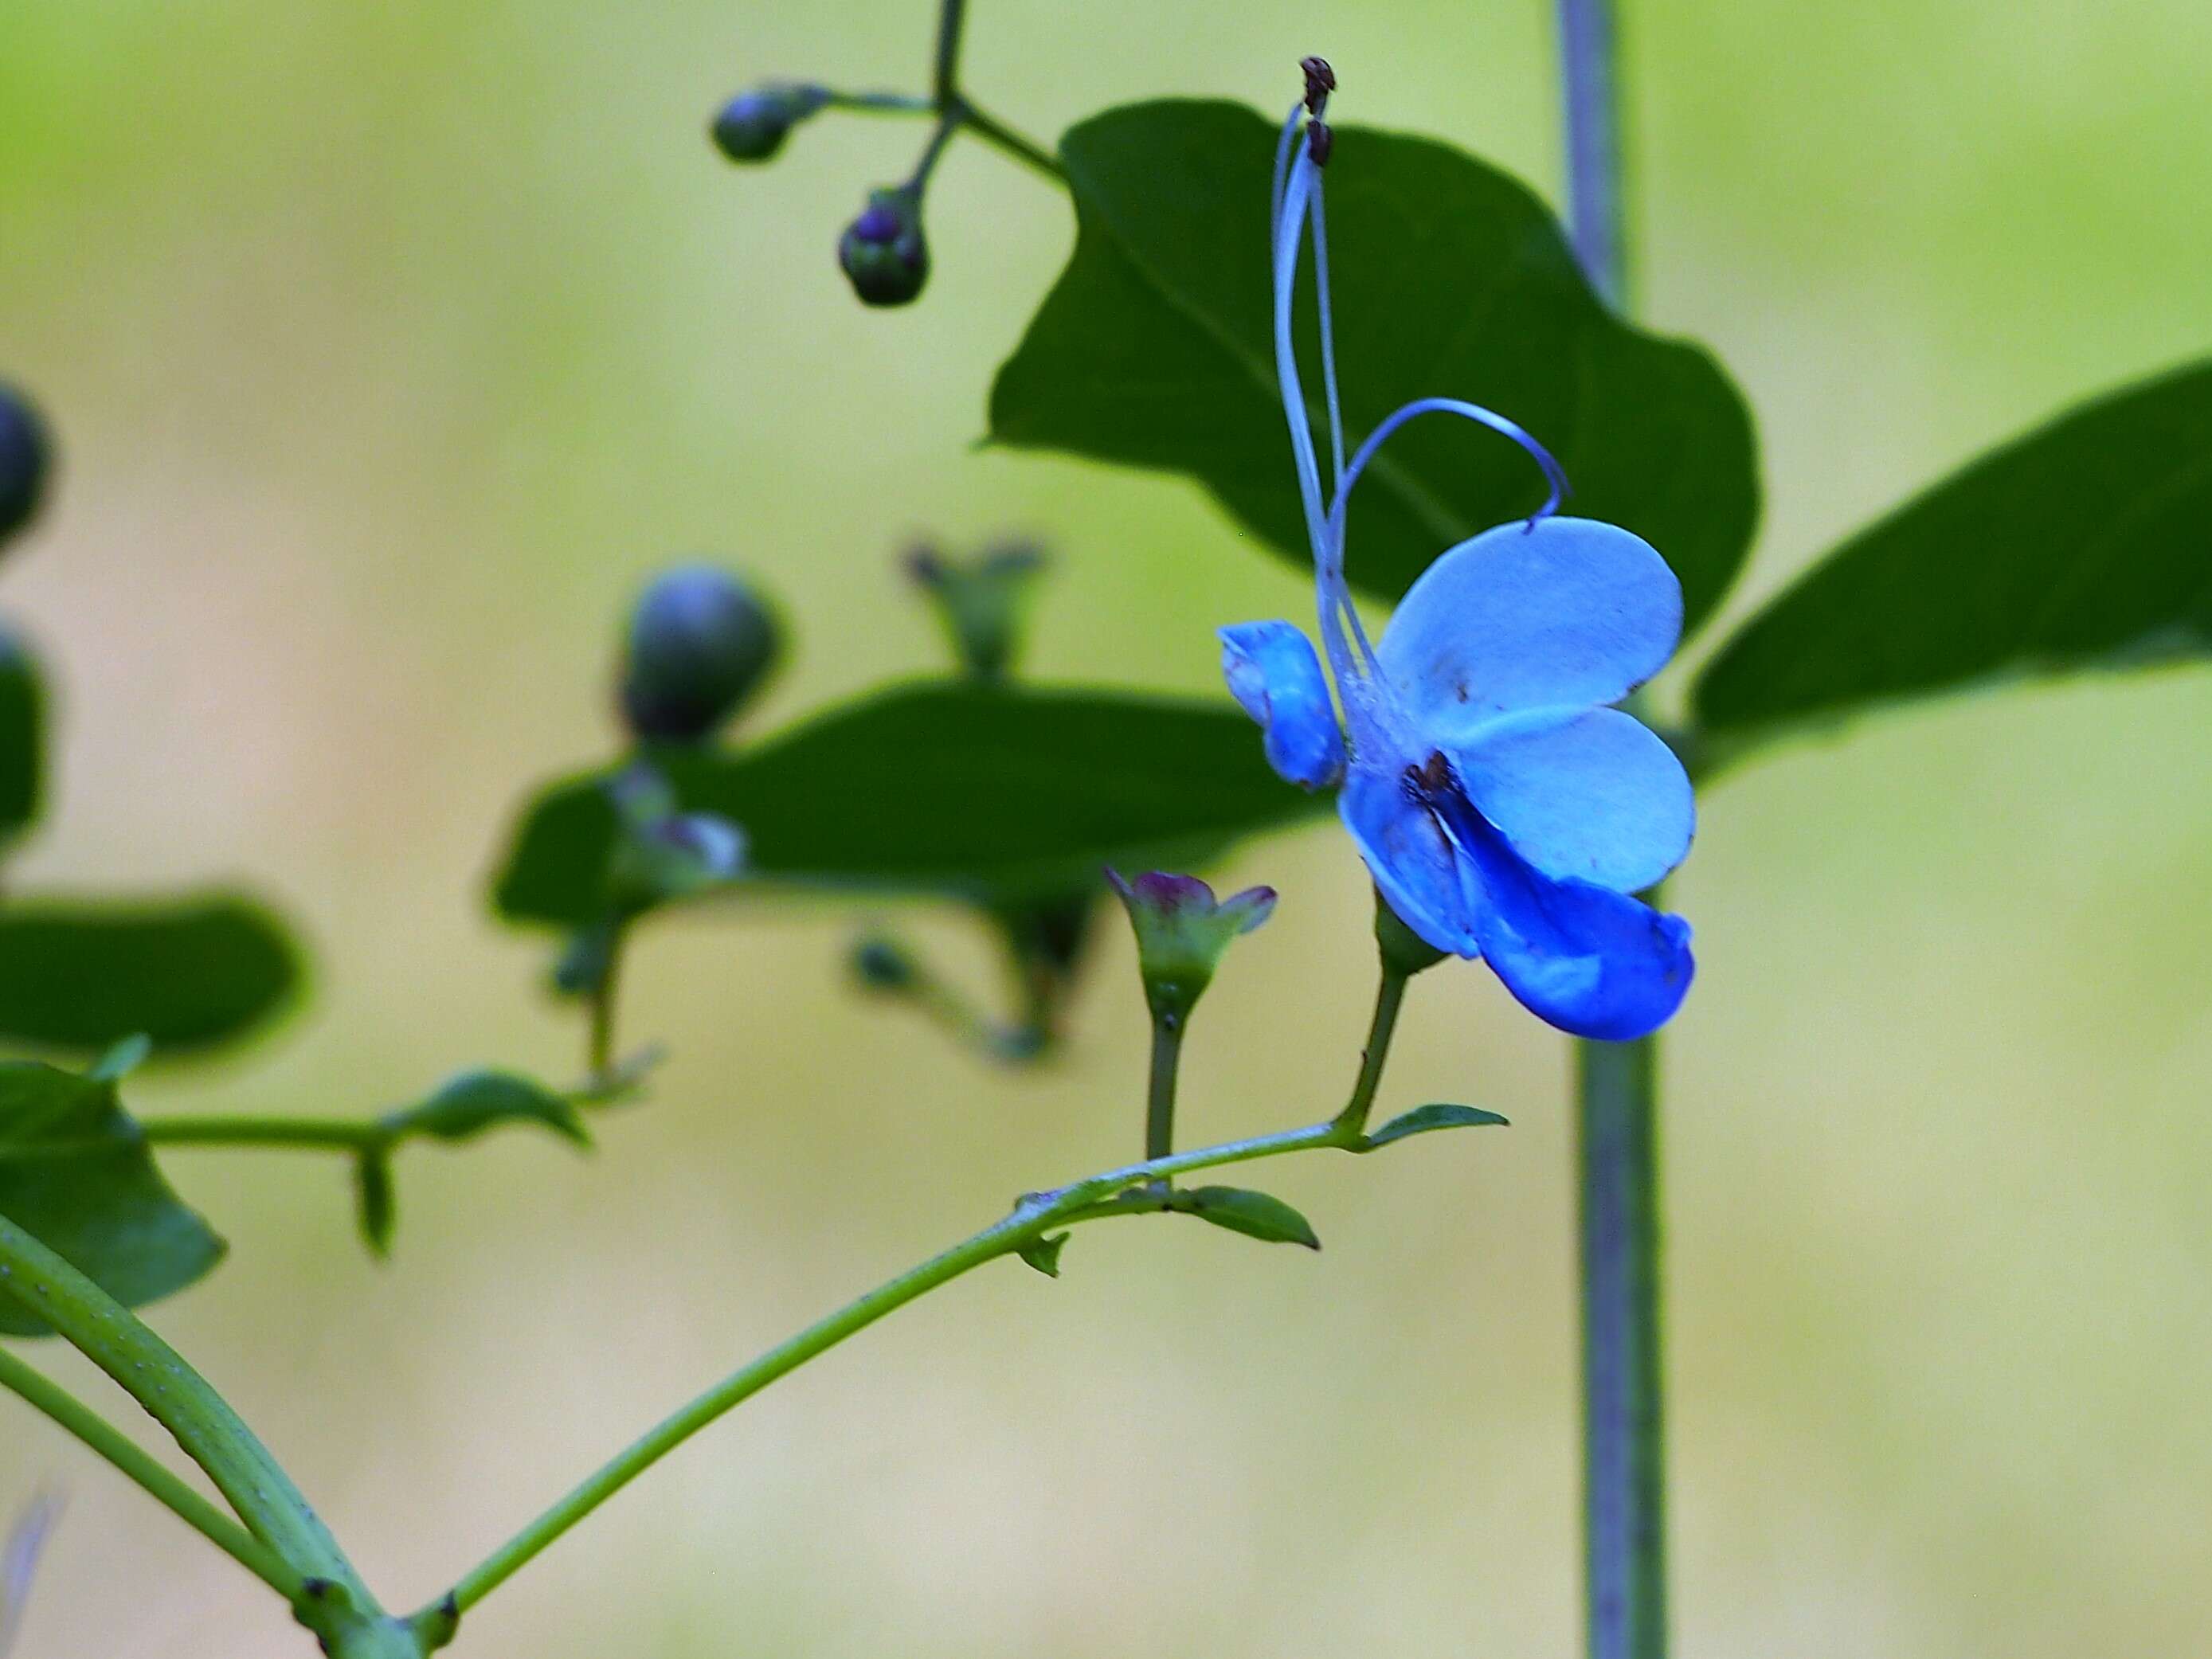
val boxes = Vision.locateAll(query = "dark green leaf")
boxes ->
[1696,359,2212,761]
[491,682,1319,928]
[0,627,42,843]
[354,1149,396,1259]
[1171,1184,1320,1249]
[1017,1232,1067,1278]
[0,1061,224,1337]
[991,100,1760,636]
[385,1069,590,1147]
[1360,1101,1511,1151]
[0,895,303,1054]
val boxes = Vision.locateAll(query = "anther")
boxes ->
[1300,57,1336,115]
[1307,119,1334,166]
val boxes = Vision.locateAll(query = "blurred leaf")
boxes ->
[0,628,42,843]
[0,1061,224,1338]
[991,100,1760,636]
[492,682,1318,927]
[354,1149,396,1259]
[0,895,302,1054]
[1360,1102,1512,1151]
[384,1069,590,1148]
[1017,1233,1067,1278]
[1171,1184,1320,1249]
[1696,359,2212,761]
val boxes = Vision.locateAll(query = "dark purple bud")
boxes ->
[839,187,929,307]
[710,82,826,163]
[1307,120,1334,167]
[0,382,53,551]
[619,563,784,743]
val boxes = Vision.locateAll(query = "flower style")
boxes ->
[1219,84,1696,1041]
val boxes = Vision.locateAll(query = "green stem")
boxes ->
[0,1344,300,1598]
[1144,1012,1183,1161]
[949,97,1063,182]
[587,918,630,1085]
[931,0,967,104]
[1333,966,1409,1137]
[1575,1034,1665,1659]
[0,1213,376,1614]
[820,88,936,115]
[139,1117,382,1153]
[424,1113,1366,1622]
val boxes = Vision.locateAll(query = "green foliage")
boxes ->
[354,1070,593,1258]
[1171,1184,1320,1249]
[1359,1102,1511,1152]
[1697,359,2212,761]
[1016,1232,1067,1278]
[383,1070,591,1148]
[0,1060,224,1338]
[0,896,301,1054]
[492,682,1318,926]
[0,628,41,843]
[991,101,1760,635]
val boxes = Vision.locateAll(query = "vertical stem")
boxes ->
[1333,966,1409,1137]
[587,918,628,1084]
[932,0,968,105]
[1575,1035,1666,1659]
[1144,1014,1184,1162]
[1558,0,1631,311]
[1559,3,1664,1655]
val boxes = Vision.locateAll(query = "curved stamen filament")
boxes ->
[1327,397,1570,560]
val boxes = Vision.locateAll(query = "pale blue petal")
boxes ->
[1219,621,1346,790]
[1421,775,1693,1039]
[1338,766,1481,957]
[1377,516,1682,727]
[1451,706,1693,894]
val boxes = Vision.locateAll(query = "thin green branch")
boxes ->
[0,1213,375,1614]
[949,97,1064,182]
[0,1345,300,1598]
[425,1110,1376,1623]
[1333,966,1410,1138]
[139,1117,382,1153]
[1143,1012,1183,1162]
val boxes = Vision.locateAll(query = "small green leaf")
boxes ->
[1171,1185,1320,1249]
[0,627,42,844]
[0,1061,224,1338]
[1017,1233,1068,1278]
[354,1149,396,1259]
[0,895,301,1054]
[1360,1102,1511,1151]
[1696,358,2212,763]
[991,101,1760,636]
[385,1069,590,1148]
[491,683,1318,928]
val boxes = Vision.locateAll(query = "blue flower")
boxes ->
[1217,94,1695,1041]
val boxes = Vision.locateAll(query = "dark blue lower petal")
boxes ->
[1425,767,1693,1040]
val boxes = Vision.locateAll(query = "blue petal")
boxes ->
[1219,621,1347,790]
[1338,765,1481,957]
[1422,776,1693,1039]
[1377,517,1682,730]
[1451,706,1693,894]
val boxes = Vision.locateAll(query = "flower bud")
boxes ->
[1106,869,1276,1023]
[602,762,748,913]
[904,538,1045,680]
[709,82,826,163]
[850,934,918,992]
[839,187,929,307]
[619,564,783,744]
[1219,620,1345,790]
[0,382,53,550]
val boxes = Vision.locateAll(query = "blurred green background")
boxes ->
[5,0,2211,1653]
